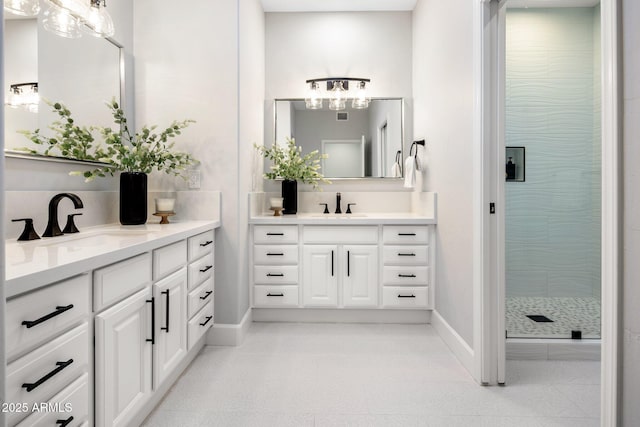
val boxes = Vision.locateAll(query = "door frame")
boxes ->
[474,0,620,424]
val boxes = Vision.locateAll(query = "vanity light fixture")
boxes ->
[3,0,40,17]
[42,1,84,39]
[304,77,371,111]
[6,82,39,113]
[83,0,115,38]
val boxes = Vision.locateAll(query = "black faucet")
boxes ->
[335,192,342,214]
[42,193,84,237]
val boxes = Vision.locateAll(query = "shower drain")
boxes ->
[526,314,554,323]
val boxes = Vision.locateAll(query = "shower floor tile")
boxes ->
[506,297,601,339]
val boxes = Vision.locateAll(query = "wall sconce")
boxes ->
[6,82,39,113]
[304,77,371,111]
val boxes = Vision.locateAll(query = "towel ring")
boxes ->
[409,140,425,157]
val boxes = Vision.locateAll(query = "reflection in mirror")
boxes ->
[274,99,404,179]
[4,14,121,161]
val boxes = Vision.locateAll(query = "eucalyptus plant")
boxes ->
[19,99,197,182]
[255,138,330,189]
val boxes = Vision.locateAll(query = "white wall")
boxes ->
[0,7,7,425]
[622,0,640,423]
[413,0,475,346]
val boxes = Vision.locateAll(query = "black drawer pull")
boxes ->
[200,316,213,326]
[56,416,74,426]
[199,240,213,247]
[267,273,284,277]
[398,274,417,278]
[398,294,416,298]
[266,252,284,256]
[347,250,350,277]
[22,359,73,392]
[200,290,213,300]
[266,232,284,236]
[199,265,213,273]
[267,293,284,297]
[146,298,155,344]
[398,233,416,236]
[22,304,74,328]
[161,290,170,333]
[398,253,416,257]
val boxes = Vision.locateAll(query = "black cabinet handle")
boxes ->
[398,253,416,257]
[331,250,334,276]
[22,359,73,392]
[266,252,284,256]
[199,265,213,273]
[398,294,416,298]
[200,290,213,300]
[146,298,155,344]
[267,293,284,297]
[398,274,417,278]
[56,416,74,426]
[161,290,170,333]
[267,273,284,277]
[22,304,74,328]
[347,250,350,277]
[398,233,416,236]
[200,316,213,326]
[266,232,284,236]
[199,240,213,247]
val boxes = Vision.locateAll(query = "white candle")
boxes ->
[270,197,283,209]
[155,198,175,212]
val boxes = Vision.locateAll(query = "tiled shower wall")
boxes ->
[505,7,601,299]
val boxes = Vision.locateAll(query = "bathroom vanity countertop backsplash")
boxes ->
[249,212,436,225]
[4,220,220,298]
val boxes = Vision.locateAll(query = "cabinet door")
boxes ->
[153,267,187,388]
[303,245,338,307]
[95,288,152,427]
[343,245,379,307]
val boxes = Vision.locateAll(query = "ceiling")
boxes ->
[261,0,418,12]
[508,0,599,8]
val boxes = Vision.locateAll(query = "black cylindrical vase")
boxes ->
[282,179,297,215]
[120,172,148,225]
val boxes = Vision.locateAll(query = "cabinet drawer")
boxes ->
[253,245,298,265]
[383,266,429,285]
[153,240,187,280]
[254,285,299,307]
[303,226,378,244]
[253,225,298,244]
[7,324,89,426]
[253,266,298,285]
[188,278,214,319]
[7,275,90,361]
[383,246,429,266]
[383,226,429,244]
[382,287,429,308]
[16,373,89,427]
[188,230,214,262]
[188,254,214,290]
[188,302,213,350]
[93,253,152,312]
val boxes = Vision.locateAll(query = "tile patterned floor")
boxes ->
[144,323,600,427]
[506,297,601,339]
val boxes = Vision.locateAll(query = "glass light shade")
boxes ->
[45,0,90,21]
[352,81,370,109]
[83,4,115,38]
[305,82,323,109]
[43,3,83,39]
[328,81,347,111]
[6,84,39,113]
[4,0,40,16]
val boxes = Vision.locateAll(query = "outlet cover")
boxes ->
[188,170,201,189]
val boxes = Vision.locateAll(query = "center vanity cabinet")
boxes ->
[4,222,217,427]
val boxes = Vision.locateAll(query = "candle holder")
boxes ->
[153,211,175,224]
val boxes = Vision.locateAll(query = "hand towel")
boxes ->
[404,155,416,188]
[390,161,402,178]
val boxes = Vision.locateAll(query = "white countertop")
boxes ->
[5,220,220,298]
[249,212,436,225]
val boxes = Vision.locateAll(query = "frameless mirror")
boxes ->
[4,15,122,163]
[273,98,404,179]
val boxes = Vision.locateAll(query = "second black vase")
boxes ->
[120,172,148,225]
[282,179,297,215]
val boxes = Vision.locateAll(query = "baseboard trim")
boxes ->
[205,307,252,346]
[506,338,601,361]
[252,308,431,324]
[432,310,474,374]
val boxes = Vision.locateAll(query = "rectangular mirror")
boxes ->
[4,15,123,163]
[273,98,404,179]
